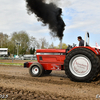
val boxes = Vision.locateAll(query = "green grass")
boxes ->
[0,62,23,66]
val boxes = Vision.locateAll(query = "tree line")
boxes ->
[0,31,68,55]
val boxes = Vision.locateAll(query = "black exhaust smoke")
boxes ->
[25,0,65,40]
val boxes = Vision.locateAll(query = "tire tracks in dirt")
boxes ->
[0,65,100,99]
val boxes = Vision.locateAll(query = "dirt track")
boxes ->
[0,64,100,100]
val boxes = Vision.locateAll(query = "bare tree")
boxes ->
[30,36,40,49]
[39,37,49,49]
[48,42,54,48]
[0,32,9,48]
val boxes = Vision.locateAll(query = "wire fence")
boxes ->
[0,56,37,60]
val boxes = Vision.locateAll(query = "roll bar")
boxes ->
[84,32,89,46]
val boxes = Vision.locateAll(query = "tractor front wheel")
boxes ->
[29,63,44,77]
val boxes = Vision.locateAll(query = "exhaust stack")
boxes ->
[60,39,62,49]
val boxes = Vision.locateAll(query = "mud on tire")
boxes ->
[64,48,100,82]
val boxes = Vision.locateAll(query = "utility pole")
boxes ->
[17,45,19,55]
[1,39,2,48]
[16,42,21,55]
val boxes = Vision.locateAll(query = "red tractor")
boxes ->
[24,32,100,82]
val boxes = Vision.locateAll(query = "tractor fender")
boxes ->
[68,46,99,55]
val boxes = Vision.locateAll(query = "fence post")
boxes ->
[12,57,13,63]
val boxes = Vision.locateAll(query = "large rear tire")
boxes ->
[29,63,44,77]
[64,48,100,82]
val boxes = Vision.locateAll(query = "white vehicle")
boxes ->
[0,48,8,56]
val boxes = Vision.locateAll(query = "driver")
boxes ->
[77,36,88,46]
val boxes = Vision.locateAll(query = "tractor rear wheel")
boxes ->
[29,63,44,77]
[64,48,100,82]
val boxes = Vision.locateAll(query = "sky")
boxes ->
[0,0,100,47]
